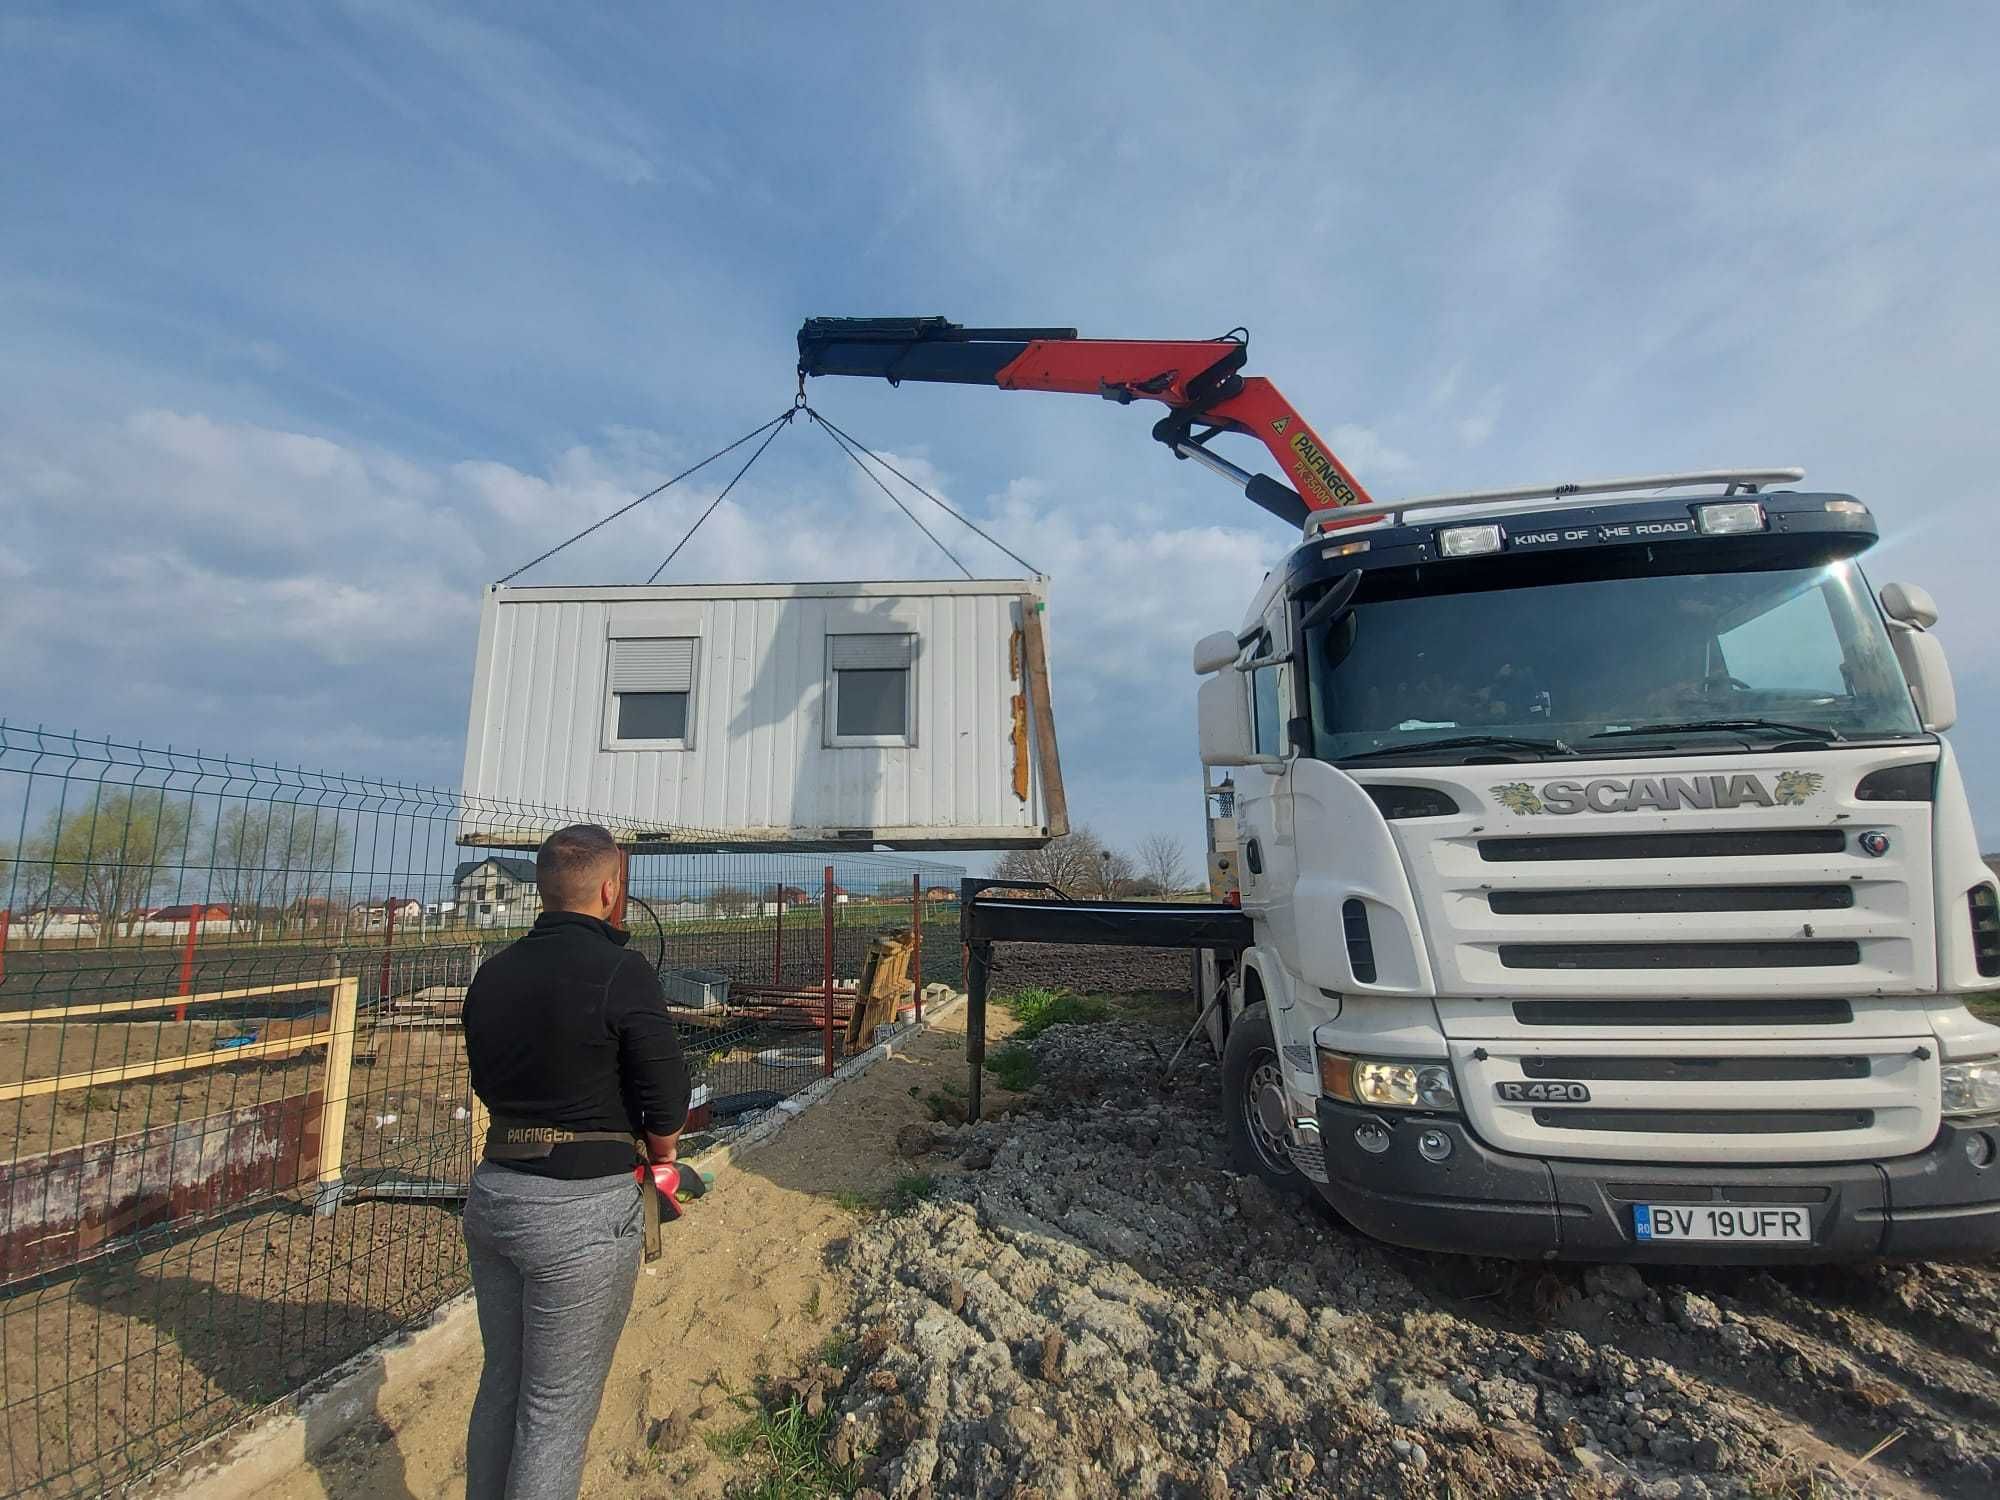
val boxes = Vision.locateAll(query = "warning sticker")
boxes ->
[1270,416,1290,435]
[1287,428,1363,508]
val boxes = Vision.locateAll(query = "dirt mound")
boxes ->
[819,1020,1998,1499]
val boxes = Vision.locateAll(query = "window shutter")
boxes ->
[829,634,914,670]
[610,637,696,693]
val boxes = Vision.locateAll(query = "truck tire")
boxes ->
[1223,1002,1306,1195]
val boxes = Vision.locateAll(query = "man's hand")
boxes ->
[644,1128,680,1168]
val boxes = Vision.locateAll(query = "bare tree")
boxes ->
[208,803,351,935]
[1138,832,1190,894]
[21,788,195,943]
[706,884,754,918]
[1094,848,1137,899]
[992,826,1106,892]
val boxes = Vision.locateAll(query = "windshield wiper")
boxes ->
[1589,718,1844,744]
[1340,734,1575,764]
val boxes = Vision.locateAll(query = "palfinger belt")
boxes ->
[483,1117,662,1262]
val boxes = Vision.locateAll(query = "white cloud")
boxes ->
[0,406,1272,862]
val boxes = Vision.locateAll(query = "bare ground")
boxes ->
[150,979,1999,1500]
[171,996,1021,1500]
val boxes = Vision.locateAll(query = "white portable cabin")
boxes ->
[460,579,1066,851]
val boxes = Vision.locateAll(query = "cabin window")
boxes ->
[605,636,697,749]
[1250,631,1284,755]
[826,633,916,746]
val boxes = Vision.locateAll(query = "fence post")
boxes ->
[0,908,8,984]
[315,975,360,1214]
[174,903,205,1022]
[773,889,784,984]
[378,898,398,1004]
[911,874,924,1023]
[822,865,835,1077]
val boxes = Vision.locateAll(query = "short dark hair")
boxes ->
[536,824,622,910]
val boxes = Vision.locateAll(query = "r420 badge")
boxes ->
[1495,1080,1591,1103]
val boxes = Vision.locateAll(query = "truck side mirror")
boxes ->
[1878,582,1955,732]
[1197,671,1257,766]
[1879,581,1939,629]
[1192,630,1240,675]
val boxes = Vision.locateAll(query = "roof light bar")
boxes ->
[1306,468,1805,534]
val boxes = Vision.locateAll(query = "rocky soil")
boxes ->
[813,1019,1998,1500]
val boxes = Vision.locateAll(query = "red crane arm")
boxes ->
[796,318,1373,526]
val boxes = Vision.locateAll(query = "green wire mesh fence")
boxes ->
[0,724,962,1497]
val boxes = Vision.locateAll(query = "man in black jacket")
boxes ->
[461,824,690,1500]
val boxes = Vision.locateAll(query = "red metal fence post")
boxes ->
[911,873,923,1023]
[0,908,9,984]
[378,898,397,1004]
[174,903,204,1022]
[821,865,836,1077]
[773,887,784,984]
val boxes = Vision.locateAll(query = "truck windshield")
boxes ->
[1301,557,1922,762]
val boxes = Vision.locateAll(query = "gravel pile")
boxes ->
[814,1020,1998,1499]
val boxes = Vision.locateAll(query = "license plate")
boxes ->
[1633,1203,1811,1243]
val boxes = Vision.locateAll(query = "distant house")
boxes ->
[923,886,958,904]
[21,905,98,939]
[121,903,243,938]
[453,857,541,929]
[350,897,424,931]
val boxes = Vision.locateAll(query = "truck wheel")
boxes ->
[1223,1002,1305,1194]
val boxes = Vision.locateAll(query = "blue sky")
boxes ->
[4,2,1999,858]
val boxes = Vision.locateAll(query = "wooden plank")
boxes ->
[0,1030,332,1102]
[0,976,343,1025]
[316,978,360,1191]
[1010,693,1030,802]
[1019,602,1069,837]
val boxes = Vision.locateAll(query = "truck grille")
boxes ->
[1499,940,1860,970]
[1480,828,1844,862]
[1512,999,1854,1026]
[1521,1054,1870,1082]
[1451,1035,1938,1164]
[1530,1107,1874,1134]
[1489,884,1853,915]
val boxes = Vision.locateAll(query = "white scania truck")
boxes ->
[796,317,2000,1261]
[1195,469,2000,1261]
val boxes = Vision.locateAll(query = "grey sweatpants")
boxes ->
[462,1162,644,1500]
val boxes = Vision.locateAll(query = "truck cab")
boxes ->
[1195,472,2000,1261]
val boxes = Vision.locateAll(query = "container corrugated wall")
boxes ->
[461,581,1054,848]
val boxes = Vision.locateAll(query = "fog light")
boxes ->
[1965,1132,1996,1169]
[1418,1128,1454,1163]
[1696,501,1765,534]
[1355,1121,1390,1155]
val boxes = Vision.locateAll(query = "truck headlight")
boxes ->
[1319,1050,1458,1111]
[1941,1058,2000,1117]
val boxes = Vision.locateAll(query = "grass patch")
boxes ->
[819,1329,855,1371]
[1000,986,1110,1040]
[982,1043,1038,1092]
[1968,993,2000,1025]
[706,1395,859,1497]
[884,1173,936,1214]
[830,1189,874,1215]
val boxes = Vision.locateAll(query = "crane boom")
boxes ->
[796,317,1374,527]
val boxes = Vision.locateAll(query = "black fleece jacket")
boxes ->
[463,910,691,1179]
